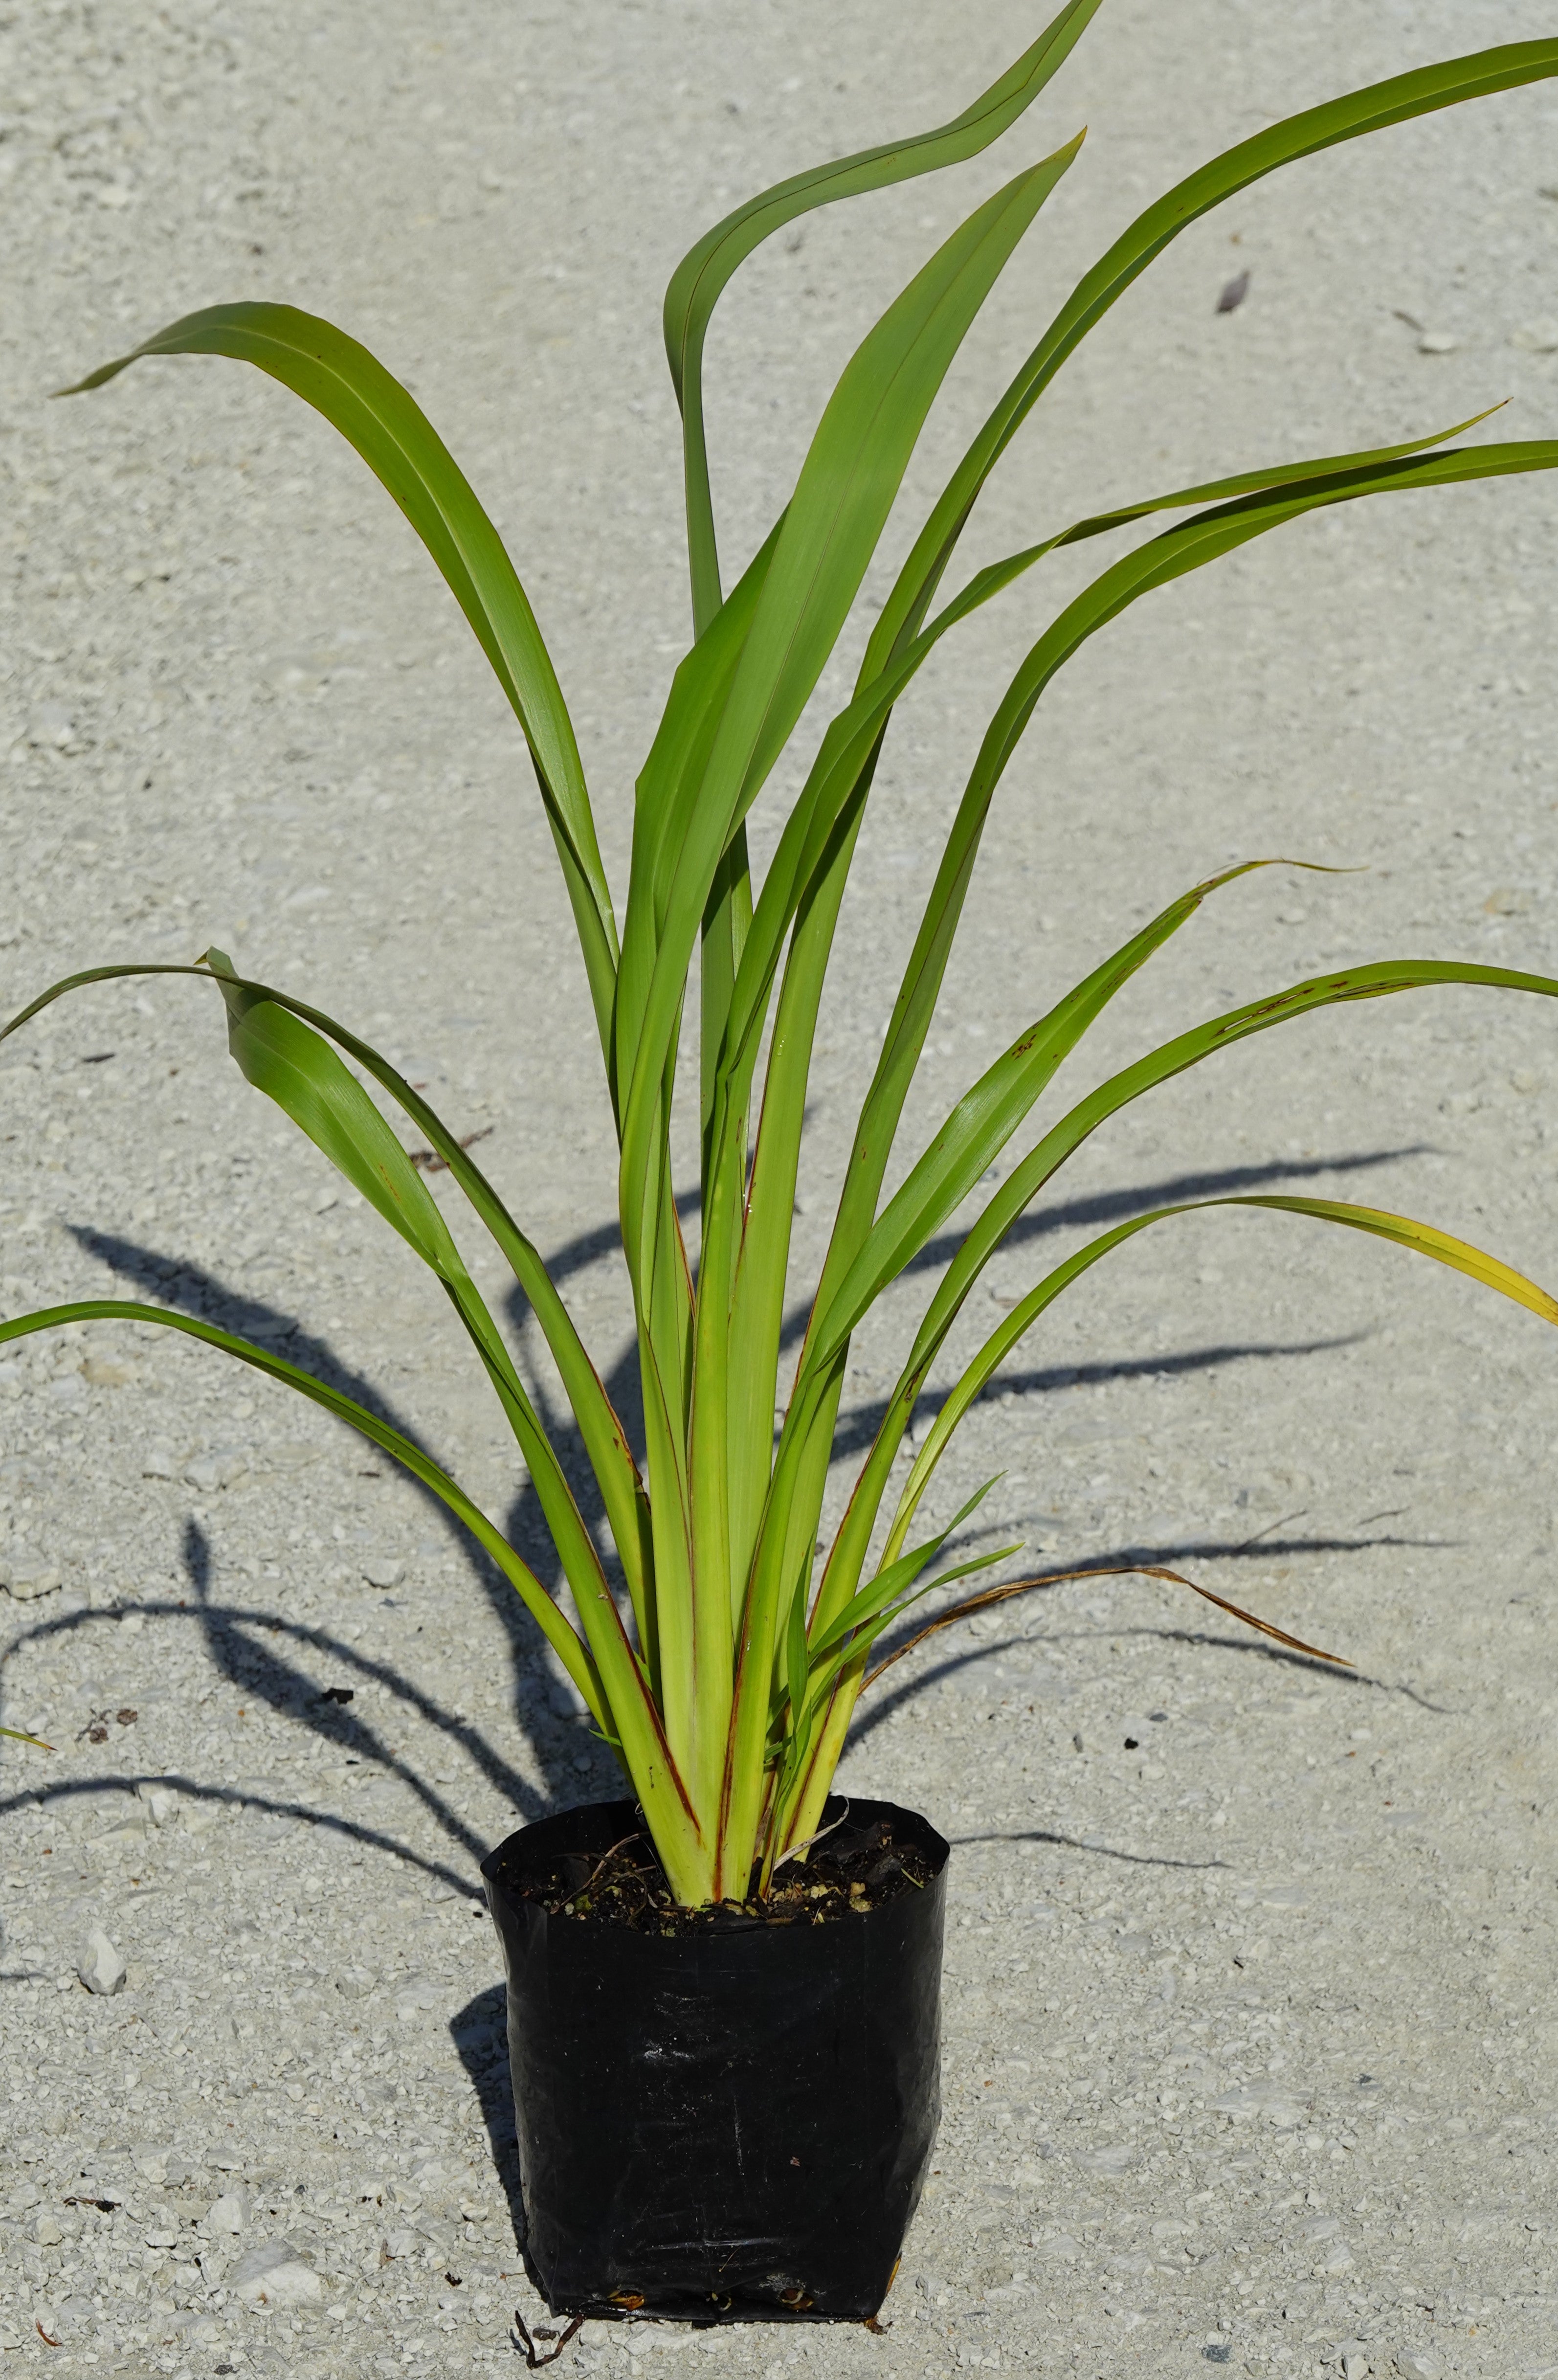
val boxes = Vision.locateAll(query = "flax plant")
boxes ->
[8,10,1558,1905]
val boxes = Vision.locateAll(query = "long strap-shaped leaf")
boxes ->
[706,417,1486,1599]
[202,958,620,1623]
[200,975,702,1877]
[721,862,1278,1870]
[619,143,1082,1263]
[890,1191,1558,1563]
[618,517,783,1182]
[621,153,1084,1795]
[725,403,1497,1110]
[713,409,1492,1189]
[861,953,1558,1387]
[58,304,621,1063]
[0,957,656,1640]
[778,1186,1558,1857]
[734,432,1558,1848]
[0,1298,609,1724]
[663,0,1105,632]
[806,954,1558,1676]
[0,967,701,1851]
[810,435,1558,1377]
[865,37,1558,674]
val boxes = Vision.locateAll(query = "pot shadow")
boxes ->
[451,1983,526,2250]
[65,1225,611,1817]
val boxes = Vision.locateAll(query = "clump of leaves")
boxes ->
[7,11,1558,1903]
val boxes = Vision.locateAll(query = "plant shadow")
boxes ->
[66,1226,605,1815]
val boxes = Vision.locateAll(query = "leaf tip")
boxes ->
[49,357,122,400]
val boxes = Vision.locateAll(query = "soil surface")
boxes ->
[1,4,1556,2379]
[493,1806,938,1933]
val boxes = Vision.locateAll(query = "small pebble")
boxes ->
[1417,329,1460,354]
[134,1779,179,1825]
[184,1447,247,1492]
[76,1926,127,1995]
[230,2238,323,2306]
[3,1567,63,1602]
[1509,320,1558,352]
[206,2190,248,2235]
[362,1556,404,1588]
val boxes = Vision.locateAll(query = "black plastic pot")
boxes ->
[481,1795,948,2323]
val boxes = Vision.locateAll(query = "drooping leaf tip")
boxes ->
[49,356,125,400]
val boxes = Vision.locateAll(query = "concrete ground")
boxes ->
[1,1,1555,2375]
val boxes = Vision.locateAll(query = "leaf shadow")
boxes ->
[948,1827,1229,1870]
[830,1331,1368,1462]
[782,1141,1429,1357]
[65,1226,606,1812]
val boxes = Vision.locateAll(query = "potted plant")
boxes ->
[6,0,1558,2328]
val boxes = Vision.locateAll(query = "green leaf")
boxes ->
[885,1189,1558,1565]
[817,862,1276,1335]
[808,435,1558,1391]
[708,417,1485,1612]
[207,953,465,1279]
[621,141,1083,1276]
[0,1297,607,1721]
[867,37,1558,670]
[0,1293,713,1899]
[616,514,784,1170]
[801,1542,1021,1713]
[202,950,623,1643]
[663,0,1105,629]
[768,1527,1018,1849]
[0,953,655,1636]
[712,404,1495,1169]
[808,949,1558,1648]
[806,1477,1007,1664]
[0,956,677,1797]
[908,954,1558,1378]
[628,150,1086,1816]
[57,303,620,1057]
